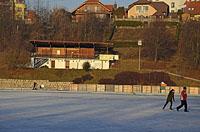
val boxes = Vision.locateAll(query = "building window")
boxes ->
[65,61,69,69]
[136,6,142,13]
[95,6,98,12]
[16,7,22,12]
[171,2,175,8]
[51,60,55,68]
[57,50,60,55]
[143,6,148,13]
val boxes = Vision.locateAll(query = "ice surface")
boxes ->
[0,91,199,132]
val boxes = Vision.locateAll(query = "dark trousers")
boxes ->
[163,100,173,109]
[177,100,188,111]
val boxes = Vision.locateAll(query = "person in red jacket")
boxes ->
[176,87,189,112]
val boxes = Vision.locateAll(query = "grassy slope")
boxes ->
[0,26,199,86]
[0,58,199,86]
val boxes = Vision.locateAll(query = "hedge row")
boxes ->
[115,21,145,27]
[99,71,176,86]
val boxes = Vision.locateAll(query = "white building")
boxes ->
[31,58,112,70]
[30,40,119,70]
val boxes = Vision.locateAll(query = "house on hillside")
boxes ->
[30,40,119,70]
[14,0,27,20]
[72,0,114,22]
[0,0,27,20]
[128,0,169,19]
[25,10,37,24]
[151,0,185,13]
[182,0,200,21]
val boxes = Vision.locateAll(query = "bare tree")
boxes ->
[179,20,200,69]
[78,14,113,42]
[0,1,30,68]
[142,21,177,62]
[49,8,72,40]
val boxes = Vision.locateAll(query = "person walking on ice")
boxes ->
[163,89,175,110]
[176,87,189,112]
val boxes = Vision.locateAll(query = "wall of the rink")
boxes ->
[0,79,199,95]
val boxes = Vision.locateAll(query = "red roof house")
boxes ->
[72,0,114,21]
[128,0,169,18]
[184,0,200,15]
[183,0,200,20]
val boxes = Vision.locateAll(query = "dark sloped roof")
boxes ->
[150,2,169,16]
[72,0,113,14]
[30,40,113,48]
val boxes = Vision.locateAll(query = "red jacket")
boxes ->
[180,90,187,101]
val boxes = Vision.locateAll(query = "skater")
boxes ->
[32,82,37,90]
[176,87,189,112]
[163,89,175,110]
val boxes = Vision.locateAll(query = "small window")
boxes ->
[171,2,175,8]
[136,6,142,13]
[95,6,98,12]
[57,50,60,55]
[143,6,148,13]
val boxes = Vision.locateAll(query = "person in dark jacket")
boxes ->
[32,82,37,90]
[163,89,175,110]
[177,87,189,112]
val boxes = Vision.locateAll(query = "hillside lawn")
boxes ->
[0,58,199,86]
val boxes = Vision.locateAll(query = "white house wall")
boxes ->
[70,59,110,70]
[54,59,66,69]
[99,54,119,61]
[33,58,110,70]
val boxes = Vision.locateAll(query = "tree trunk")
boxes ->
[154,47,158,62]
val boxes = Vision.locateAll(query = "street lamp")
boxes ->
[138,40,142,71]
[84,9,88,41]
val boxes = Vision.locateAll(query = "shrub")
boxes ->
[73,78,83,84]
[73,74,93,84]
[82,74,93,81]
[115,20,144,27]
[98,71,176,86]
[99,78,114,84]
[83,62,91,72]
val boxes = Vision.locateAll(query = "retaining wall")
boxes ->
[0,79,199,95]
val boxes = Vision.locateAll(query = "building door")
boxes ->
[51,60,55,68]
[65,60,70,69]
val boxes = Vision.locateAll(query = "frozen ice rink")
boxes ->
[0,91,200,132]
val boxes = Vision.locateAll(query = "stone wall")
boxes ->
[0,79,72,90]
[0,79,199,95]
